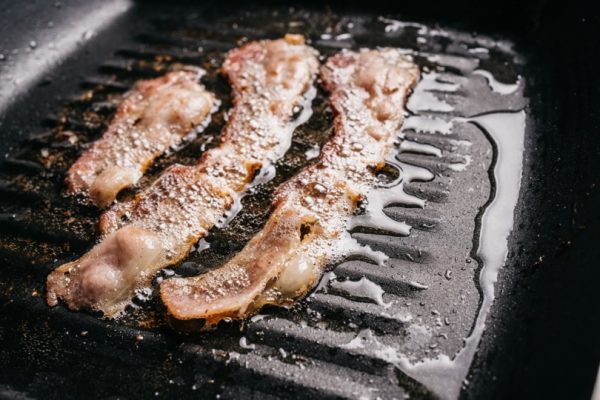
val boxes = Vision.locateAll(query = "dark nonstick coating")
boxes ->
[0,1,599,399]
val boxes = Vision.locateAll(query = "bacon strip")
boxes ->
[67,69,216,208]
[46,35,319,317]
[160,49,420,326]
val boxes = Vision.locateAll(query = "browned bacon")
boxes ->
[46,35,319,317]
[160,49,420,326]
[66,69,216,208]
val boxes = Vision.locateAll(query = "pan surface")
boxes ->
[0,1,598,399]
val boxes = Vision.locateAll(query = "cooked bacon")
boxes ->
[46,35,319,316]
[160,49,420,325]
[66,68,216,208]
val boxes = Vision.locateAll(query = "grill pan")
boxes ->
[0,1,599,399]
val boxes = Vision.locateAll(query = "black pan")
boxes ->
[0,1,598,399]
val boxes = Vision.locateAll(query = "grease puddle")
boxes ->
[330,276,391,308]
[342,159,434,265]
[407,72,456,113]
[336,109,526,400]
[335,110,525,399]
[473,69,521,95]
[399,140,443,157]
[402,115,454,135]
[326,54,526,398]
[394,110,526,400]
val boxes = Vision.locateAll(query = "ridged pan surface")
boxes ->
[0,5,528,400]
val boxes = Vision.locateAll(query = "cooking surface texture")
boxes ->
[0,4,538,400]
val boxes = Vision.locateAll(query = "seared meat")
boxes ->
[160,49,420,326]
[46,35,319,317]
[66,69,216,208]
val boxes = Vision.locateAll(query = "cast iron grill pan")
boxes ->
[0,4,534,400]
